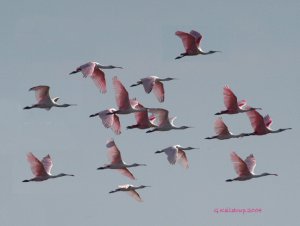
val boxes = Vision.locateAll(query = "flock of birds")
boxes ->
[22,30,291,202]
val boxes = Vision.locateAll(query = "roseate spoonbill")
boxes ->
[108,76,148,115]
[205,117,248,140]
[244,110,292,136]
[226,152,278,182]
[109,184,150,202]
[215,85,261,115]
[175,30,220,59]
[127,103,157,129]
[155,145,198,168]
[23,85,76,110]
[97,139,146,180]
[69,62,123,93]
[22,152,74,182]
[146,108,191,133]
[89,108,121,135]
[130,76,176,102]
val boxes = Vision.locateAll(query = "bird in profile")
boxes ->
[130,76,176,102]
[69,61,123,93]
[108,76,148,115]
[22,152,74,182]
[205,117,248,140]
[23,85,76,110]
[155,145,198,168]
[175,30,220,59]
[97,138,146,180]
[126,103,157,130]
[215,85,261,115]
[89,108,121,135]
[244,110,292,136]
[226,152,278,182]
[146,108,191,133]
[109,184,150,202]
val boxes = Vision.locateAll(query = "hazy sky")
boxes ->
[1,1,299,225]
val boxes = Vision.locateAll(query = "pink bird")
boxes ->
[23,152,74,182]
[215,85,261,115]
[146,108,191,133]
[97,139,146,180]
[175,30,220,59]
[109,184,150,202]
[127,103,157,130]
[155,145,198,169]
[244,110,292,136]
[89,108,121,135]
[108,76,148,115]
[226,152,278,182]
[23,85,76,110]
[130,76,176,102]
[205,117,248,140]
[69,62,123,93]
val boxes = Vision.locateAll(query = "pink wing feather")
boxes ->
[223,86,238,111]
[113,76,131,110]
[214,117,230,136]
[41,154,53,175]
[230,152,252,177]
[26,152,48,177]
[244,154,256,174]
[153,81,165,102]
[91,67,107,93]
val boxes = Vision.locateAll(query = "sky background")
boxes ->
[1,0,299,225]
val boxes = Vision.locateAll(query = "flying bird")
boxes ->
[130,76,176,102]
[146,108,191,133]
[244,110,292,136]
[215,85,261,115]
[226,152,278,182]
[90,108,121,135]
[155,145,198,168]
[127,103,157,130]
[205,117,248,140]
[175,30,220,59]
[23,152,74,182]
[69,61,123,93]
[97,139,146,180]
[109,184,150,202]
[23,85,76,110]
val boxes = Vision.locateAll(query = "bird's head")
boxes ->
[262,173,278,176]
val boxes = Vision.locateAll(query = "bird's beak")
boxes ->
[69,70,78,75]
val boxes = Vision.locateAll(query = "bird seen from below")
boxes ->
[175,30,220,59]
[226,152,278,182]
[23,85,76,110]
[23,152,74,182]
[97,138,146,180]
[69,61,123,93]
[109,184,150,202]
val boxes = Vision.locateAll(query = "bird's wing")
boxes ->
[244,154,256,174]
[238,100,247,108]
[223,86,238,111]
[230,152,251,177]
[112,76,131,110]
[29,86,51,103]
[153,81,165,103]
[26,152,48,177]
[189,30,202,47]
[117,168,135,180]
[91,67,107,93]
[80,62,95,77]
[175,31,198,52]
[41,154,53,175]
[134,103,149,126]
[99,110,114,128]
[112,114,121,135]
[164,147,177,165]
[177,149,189,169]
[127,190,142,202]
[246,110,267,132]
[106,139,123,164]
[214,117,230,136]
[263,114,273,128]
[141,76,156,93]
[148,108,169,127]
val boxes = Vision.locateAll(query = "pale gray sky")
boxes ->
[1,0,299,225]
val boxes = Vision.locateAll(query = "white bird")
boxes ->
[155,145,198,168]
[23,85,76,110]
[146,108,191,133]
[97,139,146,180]
[89,108,121,135]
[175,30,220,59]
[205,117,248,140]
[109,184,150,202]
[69,61,123,93]
[23,152,74,182]
[130,76,176,102]
[226,152,278,182]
